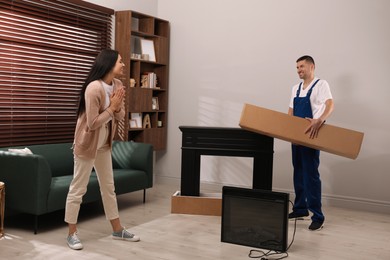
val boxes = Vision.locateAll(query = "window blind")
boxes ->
[0,0,113,147]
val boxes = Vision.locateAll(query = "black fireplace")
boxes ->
[179,126,274,196]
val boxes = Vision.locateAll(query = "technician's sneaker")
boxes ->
[308,221,324,231]
[112,228,140,242]
[288,211,309,219]
[67,232,83,250]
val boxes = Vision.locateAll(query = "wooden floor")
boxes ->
[1,182,389,260]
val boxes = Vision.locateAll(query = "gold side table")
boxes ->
[0,182,4,238]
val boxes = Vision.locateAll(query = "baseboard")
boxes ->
[154,175,181,186]
[274,188,390,215]
[324,194,390,215]
[154,175,390,215]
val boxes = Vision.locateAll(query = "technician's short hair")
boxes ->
[296,55,315,65]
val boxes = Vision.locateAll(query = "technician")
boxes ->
[287,55,334,231]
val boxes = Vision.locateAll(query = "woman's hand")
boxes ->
[109,87,125,112]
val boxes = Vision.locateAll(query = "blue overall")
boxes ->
[292,79,324,223]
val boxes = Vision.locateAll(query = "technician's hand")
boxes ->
[109,87,125,112]
[304,118,324,139]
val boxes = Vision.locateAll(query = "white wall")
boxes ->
[156,0,390,213]
[87,0,390,213]
[85,0,158,46]
[86,0,157,15]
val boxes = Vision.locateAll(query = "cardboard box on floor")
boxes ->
[171,191,222,216]
[239,103,364,159]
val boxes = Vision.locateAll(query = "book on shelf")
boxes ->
[130,36,142,55]
[141,72,159,88]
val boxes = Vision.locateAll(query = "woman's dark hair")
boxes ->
[77,49,119,116]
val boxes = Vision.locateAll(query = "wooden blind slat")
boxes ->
[0,0,113,147]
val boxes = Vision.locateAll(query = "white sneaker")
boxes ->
[112,228,140,242]
[67,232,83,250]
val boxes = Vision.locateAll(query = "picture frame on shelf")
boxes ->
[152,97,159,110]
[129,119,138,128]
[130,113,142,128]
[140,39,156,62]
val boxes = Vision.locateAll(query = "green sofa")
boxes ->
[0,141,153,234]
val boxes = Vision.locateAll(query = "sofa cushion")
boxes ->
[47,175,74,212]
[113,169,149,194]
[47,173,101,212]
[47,169,147,212]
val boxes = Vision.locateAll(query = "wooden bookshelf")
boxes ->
[115,10,169,150]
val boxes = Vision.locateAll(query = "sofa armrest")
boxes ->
[112,141,154,187]
[0,151,52,215]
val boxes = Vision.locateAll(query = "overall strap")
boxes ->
[295,83,302,97]
[306,79,320,96]
[296,79,320,97]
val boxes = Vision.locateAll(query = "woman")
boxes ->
[65,49,140,250]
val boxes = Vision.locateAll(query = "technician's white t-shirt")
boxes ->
[289,77,333,119]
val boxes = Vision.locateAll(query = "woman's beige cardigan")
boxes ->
[73,78,125,159]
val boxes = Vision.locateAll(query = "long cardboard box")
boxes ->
[239,103,364,159]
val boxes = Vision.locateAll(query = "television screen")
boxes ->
[221,186,289,252]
